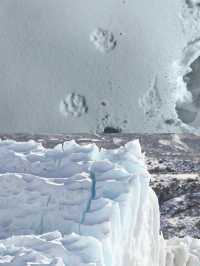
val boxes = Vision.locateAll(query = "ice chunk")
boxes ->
[164,237,200,266]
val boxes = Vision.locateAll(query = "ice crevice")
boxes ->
[0,139,199,265]
[79,171,96,232]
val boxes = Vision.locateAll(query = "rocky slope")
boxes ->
[151,173,200,239]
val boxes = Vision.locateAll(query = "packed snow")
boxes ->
[0,0,198,134]
[0,139,199,266]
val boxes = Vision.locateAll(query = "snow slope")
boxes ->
[0,139,199,265]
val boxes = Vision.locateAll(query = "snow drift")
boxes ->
[0,139,199,266]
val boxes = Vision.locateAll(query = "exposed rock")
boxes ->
[151,173,200,239]
[103,126,122,133]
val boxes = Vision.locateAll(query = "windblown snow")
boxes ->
[0,139,199,266]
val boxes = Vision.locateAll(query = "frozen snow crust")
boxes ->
[0,139,199,266]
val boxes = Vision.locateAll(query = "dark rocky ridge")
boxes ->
[151,173,200,239]
[0,133,200,239]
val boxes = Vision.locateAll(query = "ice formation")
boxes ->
[0,139,199,265]
[164,237,200,266]
[138,1,200,133]
[170,37,200,133]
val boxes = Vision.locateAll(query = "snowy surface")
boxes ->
[1,2,200,133]
[1,0,198,134]
[0,139,199,265]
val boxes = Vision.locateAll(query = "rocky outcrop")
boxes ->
[151,173,200,239]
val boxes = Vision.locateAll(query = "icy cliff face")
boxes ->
[0,139,161,266]
[0,139,199,266]
[164,237,200,266]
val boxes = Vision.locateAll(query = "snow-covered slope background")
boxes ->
[0,138,199,266]
[1,0,200,133]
